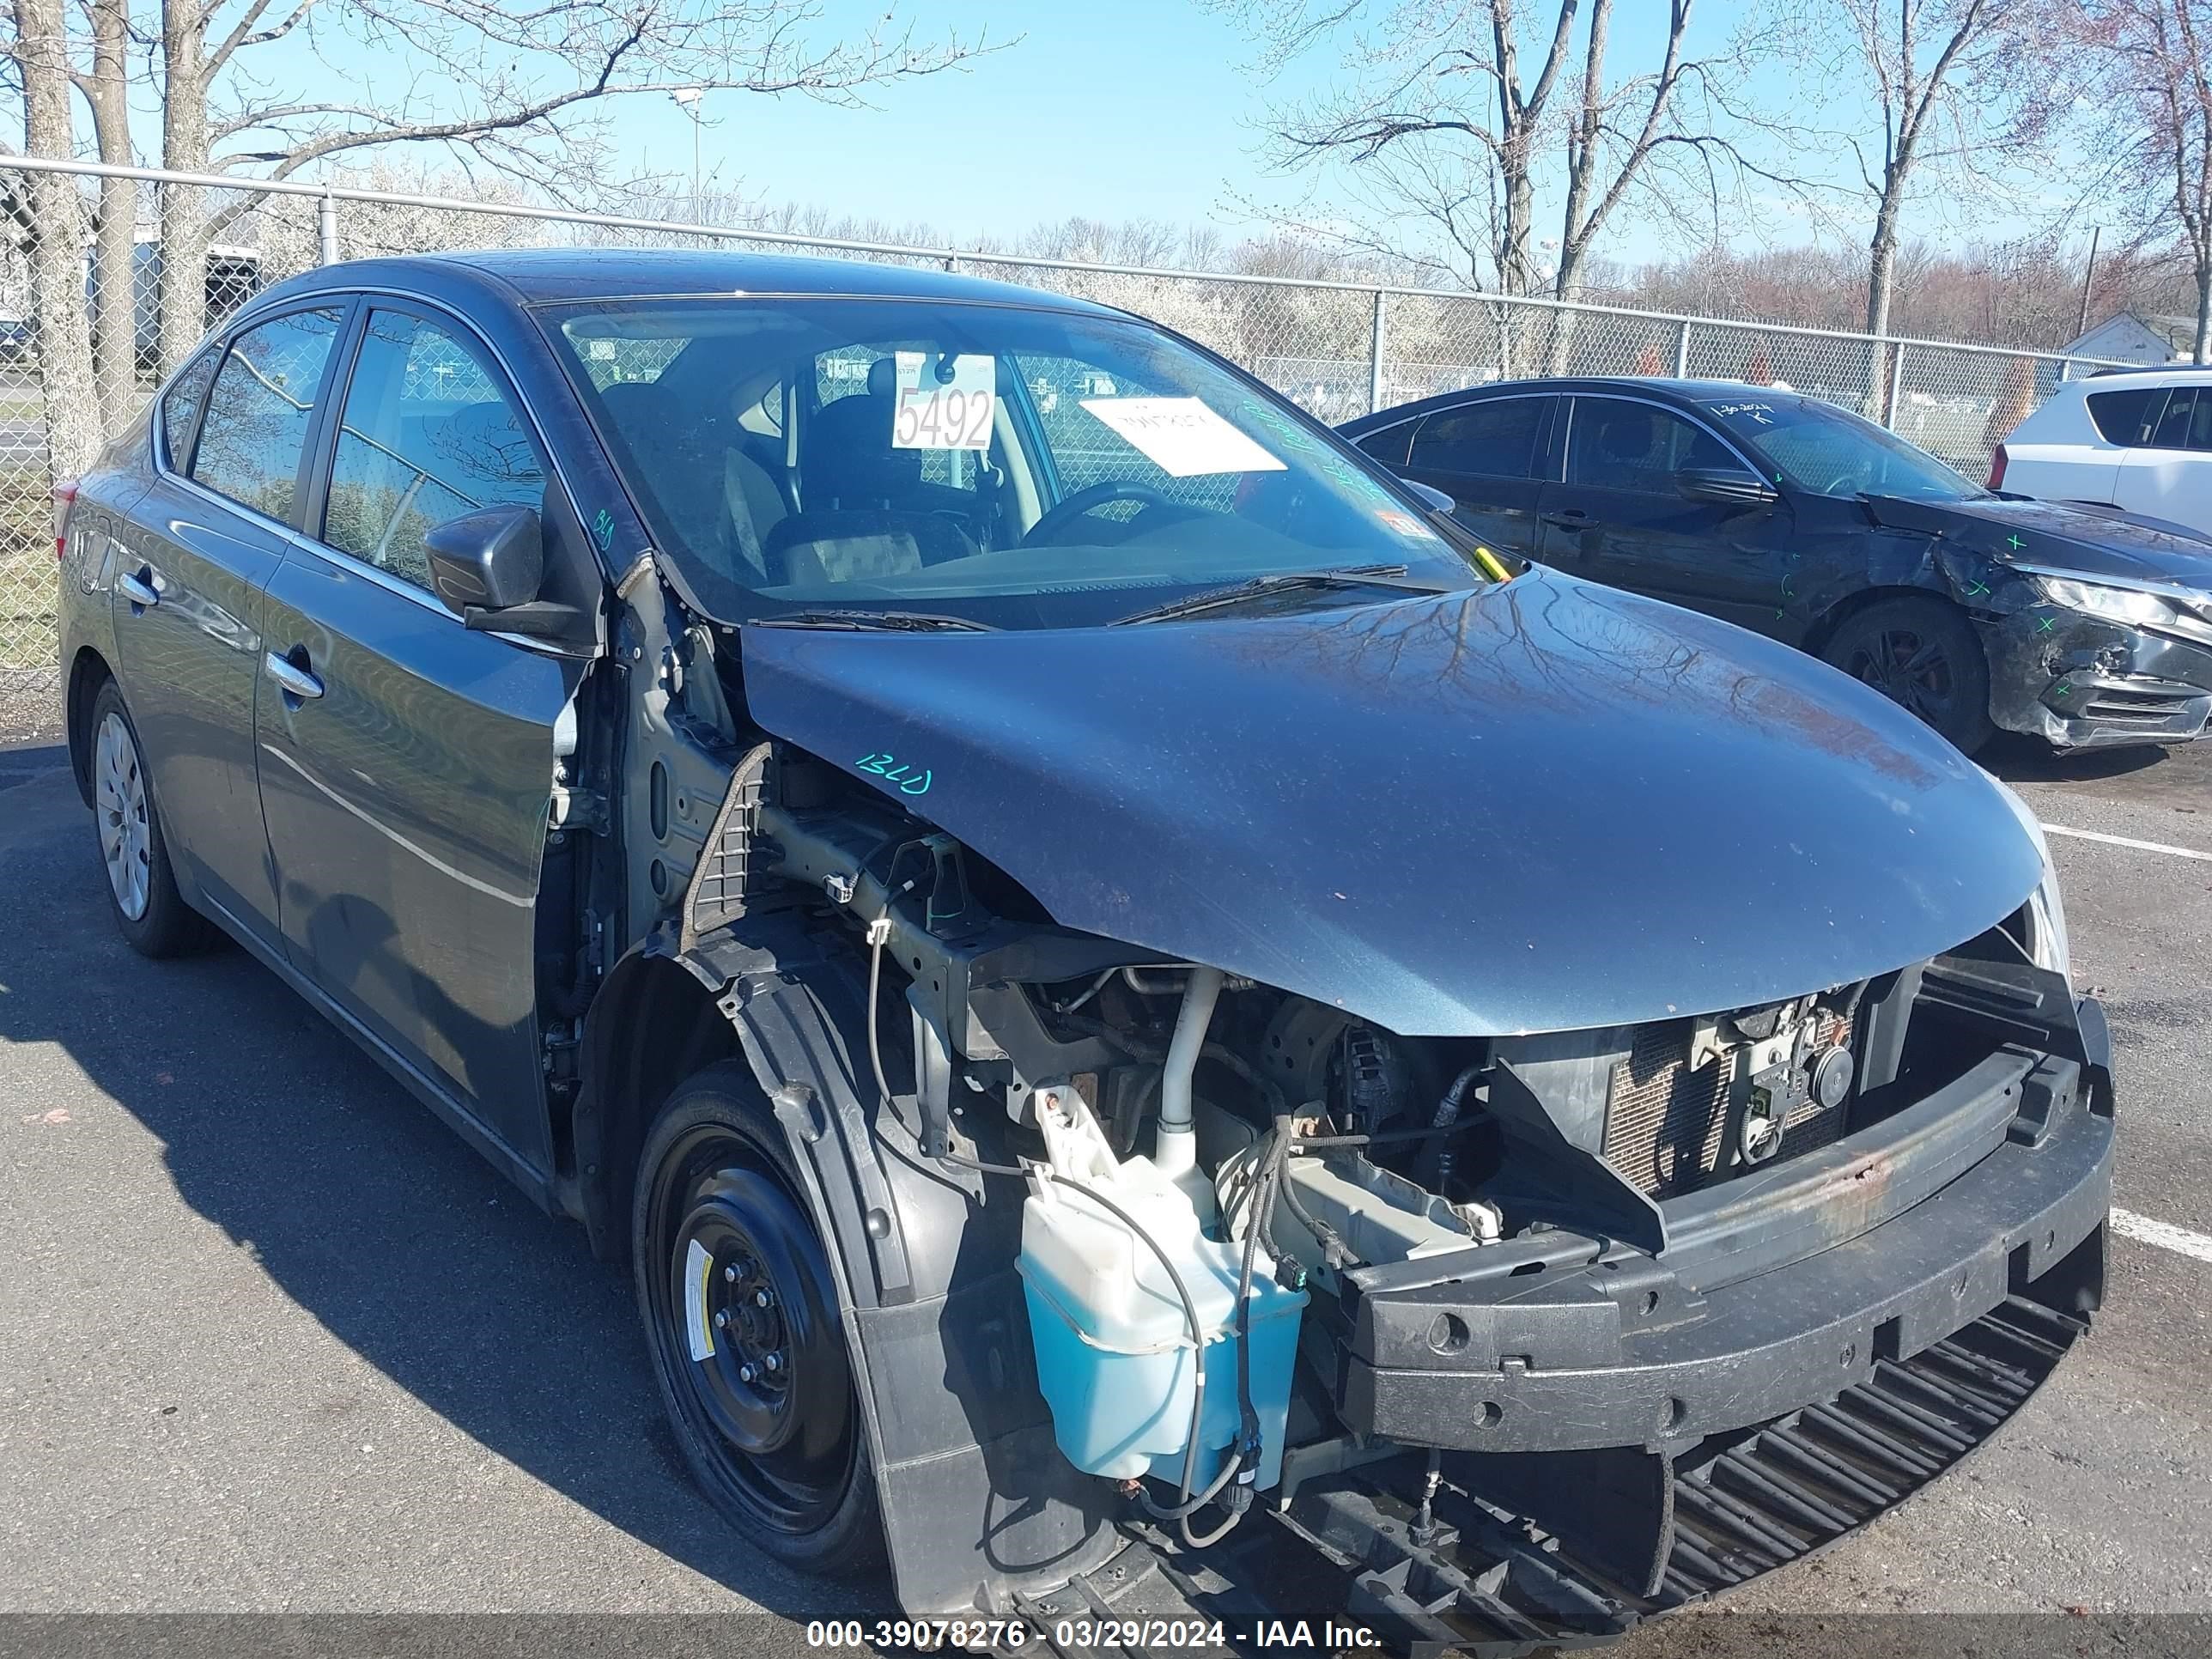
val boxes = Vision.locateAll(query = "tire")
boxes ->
[631,1060,882,1576]
[1820,596,1996,756]
[87,679,216,957]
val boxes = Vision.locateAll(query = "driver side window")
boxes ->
[1566,400,1734,493]
[321,307,545,594]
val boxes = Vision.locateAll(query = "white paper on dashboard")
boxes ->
[1078,396,1287,477]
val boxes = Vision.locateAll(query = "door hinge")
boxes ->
[550,784,609,834]
[542,1021,580,1083]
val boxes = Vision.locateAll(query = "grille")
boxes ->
[1602,1015,1853,1199]
[2079,686,2194,725]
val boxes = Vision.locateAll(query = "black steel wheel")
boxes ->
[632,1061,880,1574]
[1820,596,1995,756]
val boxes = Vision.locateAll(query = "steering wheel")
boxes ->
[1816,471,1861,497]
[1023,479,1177,545]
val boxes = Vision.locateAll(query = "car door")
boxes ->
[254,300,591,1175]
[107,303,351,941]
[1538,394,1789,633]
[1389,395,1556,558]
[2113,385,2212,532]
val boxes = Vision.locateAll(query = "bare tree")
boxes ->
[80,0,131,425]
[1213,0,1759,305]
[2065,0,2212,359]
[1761,0,2051,340]
[10,0,98,474]
[142,0,994,371]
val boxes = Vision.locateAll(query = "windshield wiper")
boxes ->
[751,610,995,633]
[1110,564,1454,626]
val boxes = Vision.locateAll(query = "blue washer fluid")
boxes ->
[1017,1153,1306,1493]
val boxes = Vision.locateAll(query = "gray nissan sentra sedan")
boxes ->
[57,251,2112,1650]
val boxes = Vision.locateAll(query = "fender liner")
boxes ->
[656,908,1123,1618]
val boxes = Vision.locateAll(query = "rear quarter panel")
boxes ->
[58,421,156,777]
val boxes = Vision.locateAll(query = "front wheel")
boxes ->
[1820,596,1995,756]
[631,1062,881,1575]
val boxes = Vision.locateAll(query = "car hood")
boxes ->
[738,568,2044,1036]
[1864,492,2212,592]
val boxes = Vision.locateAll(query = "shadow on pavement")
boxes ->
[1977,732,2171,786]
[1,753,890,1625]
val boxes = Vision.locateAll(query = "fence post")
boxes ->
[1368,289,1388,414]
[1674,319,1692,377]
[1882,342,1906,428]
[318,189,339,265]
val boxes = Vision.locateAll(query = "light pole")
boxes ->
[671,88,703,214]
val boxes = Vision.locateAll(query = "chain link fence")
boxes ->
[0,155,2133,731]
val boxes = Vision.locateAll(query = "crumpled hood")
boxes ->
[739,568,2044,1036]
[1865,493,2212,592]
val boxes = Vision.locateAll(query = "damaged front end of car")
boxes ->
[1971,564,2212,748]
[630,578,2113,1652]
[1869,495,2212,749]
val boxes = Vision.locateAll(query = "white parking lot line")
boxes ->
[2112,1207,2212,1265]
[2040,823,2212,862]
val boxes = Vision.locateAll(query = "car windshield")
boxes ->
[1692,392,1983,504]
[540,295,1480,626]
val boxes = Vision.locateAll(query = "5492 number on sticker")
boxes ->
[893,350,995,450]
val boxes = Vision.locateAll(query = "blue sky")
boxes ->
[121,0,2077,271]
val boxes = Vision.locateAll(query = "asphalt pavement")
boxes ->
[1,732,2207,1658]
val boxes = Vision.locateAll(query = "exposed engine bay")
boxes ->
[672,733,2096,1583]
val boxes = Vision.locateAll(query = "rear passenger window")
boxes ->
[2148,386,2212,451]
[159,348,219,470]
[191,307,345,521]
[2085,387,2163,446]
[322,308,546,594]
[1411,400,1545,478]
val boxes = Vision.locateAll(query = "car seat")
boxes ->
[597,380,788,584]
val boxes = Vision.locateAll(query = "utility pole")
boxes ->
[2075,226,2101,340]
[671,88,704,213]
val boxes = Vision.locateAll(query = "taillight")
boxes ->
[52,477,77,560]
[1986,445,2008,491]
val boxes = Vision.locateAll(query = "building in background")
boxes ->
[2061,311,2197,367]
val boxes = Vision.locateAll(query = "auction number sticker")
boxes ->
[892,350,995,450]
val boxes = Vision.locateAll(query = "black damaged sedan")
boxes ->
[1342,377,2212,754]
[60,254,2112,1650]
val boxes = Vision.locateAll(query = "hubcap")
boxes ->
[1847,627,1956,723]
[648,1131,856,1537]
[94,711,151,921]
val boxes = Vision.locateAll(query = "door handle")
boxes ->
[264,649,325,702]
[118,568,160,609]
[1540,510,1591,530]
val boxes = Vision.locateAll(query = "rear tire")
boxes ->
[631,1060,882,1577]
[87,679,215,958]
[1820,596,1996,756]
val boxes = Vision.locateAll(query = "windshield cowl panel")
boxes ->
[539,295,1476,630]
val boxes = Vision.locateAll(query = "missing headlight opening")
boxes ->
[665,733,2110,1643]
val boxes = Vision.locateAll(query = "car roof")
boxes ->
[1339,374,1808,432]
[249,247,1122,319]
[2079,363,2212,381]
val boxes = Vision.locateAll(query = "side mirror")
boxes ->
[1677,466,1779,508]
[423,503,544,616]
[1401,478,1456,514]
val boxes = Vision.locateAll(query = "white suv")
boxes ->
[1993,368,2212,534]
